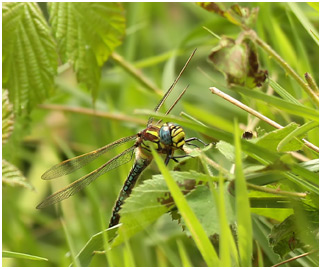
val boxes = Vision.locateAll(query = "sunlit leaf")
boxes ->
[2,89,14,144]
[48,3,126,99]
[2,159,34,190]
[3,3,58,115]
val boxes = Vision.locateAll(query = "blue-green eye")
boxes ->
[159,124,172,145]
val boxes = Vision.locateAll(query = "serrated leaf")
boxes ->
[48,3,125,99]
[216,140,247,161]
[2,89,14,144]
[180,184,236,237]
[3,3,58,115]
[256,123,303,152]
[2,159,34,190]
[3,250,48,261]
[268,214,316,258]
[112,171,209,248]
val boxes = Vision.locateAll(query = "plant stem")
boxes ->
[110,52,162,96]
[38,104,146,125]
[254,34,319,106]
[209,87,319,153]
[247,183,307,198]
[272,250,317,267]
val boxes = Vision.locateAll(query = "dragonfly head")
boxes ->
[159,123,185,149]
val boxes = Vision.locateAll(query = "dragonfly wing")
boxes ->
[36,146,136,209]
[42,134,137,180]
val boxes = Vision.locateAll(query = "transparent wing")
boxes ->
[36,146,136,209]
[42,135,137,180]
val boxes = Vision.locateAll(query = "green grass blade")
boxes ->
[268,79,301,105]
[150,147,219,266]
[234,120,253,267]
[233,87,319,121]
[288,2,319,45]
[2,251,48,261]
[177,240,193,267]
[277,121,319,152]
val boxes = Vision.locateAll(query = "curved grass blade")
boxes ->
[150,146,219,266]
[42,135,137,180]
[37,146,136,208]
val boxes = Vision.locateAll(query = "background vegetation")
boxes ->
[2,2,319,267]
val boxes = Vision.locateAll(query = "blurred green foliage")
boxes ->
[2,2,319,267]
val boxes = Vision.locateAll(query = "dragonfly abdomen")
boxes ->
[109,155,152,228]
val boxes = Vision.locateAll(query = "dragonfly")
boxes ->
[37,49,205,228]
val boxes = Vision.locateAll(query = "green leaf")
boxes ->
[2,159,34,190]
[2,89,14,144]
[209,36,267,88]
[48,3,126,98]
[3,250,48,261]
[234,120,252,267]
[216,140,247,161]
[150,147,219,266]
[269,214,315,258]
[180,185,235,238]
[2,3,58,115]
[277,121,319,152]
[256,123,303,152]
[112,171,209,248]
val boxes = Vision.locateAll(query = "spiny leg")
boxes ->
[185,137,211,148]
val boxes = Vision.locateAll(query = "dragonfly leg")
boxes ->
[185,137,208,147]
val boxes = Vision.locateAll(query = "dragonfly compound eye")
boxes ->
[160,123,186,148]
[159,124,172,145]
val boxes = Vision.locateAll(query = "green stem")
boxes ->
[254,34,319,106]
[110,52,162,96]
[247,183,307,198]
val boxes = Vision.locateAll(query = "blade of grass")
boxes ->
[60,218,80,267]
[177,240,193,267]
[234,119,253,267]
[233,86,318,122]
[277,121,319,152]
[2,251,48,261]
[150,147,219,266]
[288,2,319,45]
[268,79,301,105]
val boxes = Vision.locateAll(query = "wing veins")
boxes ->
[36,146,136,209]
[42,134,137,180]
